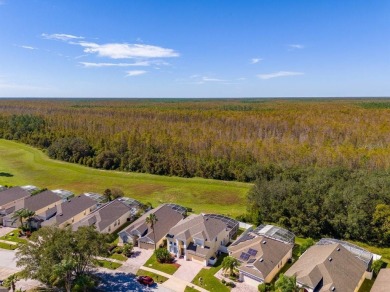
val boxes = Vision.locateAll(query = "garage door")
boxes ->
[242,274,262,288]
[189,255,206,265]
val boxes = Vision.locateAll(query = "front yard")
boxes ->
[144,253,180,275]
[0,229,28,244]
[191,253,230,291]
[96,259,122,270]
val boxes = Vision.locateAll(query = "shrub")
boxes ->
[372,259,385,277]
[228,282,236,288]
[155,248,173,263]
[221,279,226,284]
[258,283,266,292]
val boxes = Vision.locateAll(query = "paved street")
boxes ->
[0,249,20,280]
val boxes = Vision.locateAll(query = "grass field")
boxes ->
[0,139,250,217]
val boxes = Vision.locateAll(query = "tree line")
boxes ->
[246,166,390,245]
[2,99,390,181]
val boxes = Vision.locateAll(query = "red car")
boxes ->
[137,276,154,286]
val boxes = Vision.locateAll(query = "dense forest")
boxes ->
[247,167,390,245]
[2,98,390,181]
[1,98,390,244]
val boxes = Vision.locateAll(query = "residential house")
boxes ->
[285,242,368,292]
[0,187,31,224]
[119,203,186,250]
[228,225,294,287]
[72,199,134,234]
[40,195,97,228]
[371,269,390,292]
[2,190,62,227]
[166,213,239,266]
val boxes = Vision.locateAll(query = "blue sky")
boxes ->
[0,0,389,97]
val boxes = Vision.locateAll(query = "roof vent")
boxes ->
[59,213,63,216]
[328,257,332,262]
[331,287,336,291]
[262,240,266,244]
[260,258,264,262]
[336,248,340,251]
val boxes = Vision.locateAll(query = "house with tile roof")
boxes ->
[72,199,134,234]
[119,203,186,250]
[285,243,368,292]
[228,225,294,287]
[166,213,239,266]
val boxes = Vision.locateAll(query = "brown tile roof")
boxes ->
[41,195,97,226]
[371,269,390,292]
[285,243,366,292]
[229,236,293,282]
[121,204,185,244]
[167,214,228,242]
[0,187,30,208]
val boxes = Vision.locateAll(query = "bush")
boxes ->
[372,259,385,277]
[221,279,226,284]
[155,248,173,263]
[258,283,266,292]
[228,282,236,288]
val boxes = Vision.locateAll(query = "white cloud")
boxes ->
[237,77,246,81]
[257,71,304,80]
[78,42,179,59]
[80,61,152,68]
[42,33,84,41]
[288,44,304,50]
[126,70,147,77]
[202,77,225,82]
[19,45,37,50]
[251,58,262,64]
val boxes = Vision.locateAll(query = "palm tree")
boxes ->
[11,208,27,228]
[24,209,36,231]
[146,213,158,250]
[221,256,240,277]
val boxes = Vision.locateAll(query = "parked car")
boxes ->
[137,275,154,286]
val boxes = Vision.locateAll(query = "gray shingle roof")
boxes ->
[0,187,31,207]
[21,190,62,212]
[41,195,96,226]
[72,199,132,232]
[167,214,228,242]
[285,243,366,292]
[121,204,185,244]
[229,236,293,282]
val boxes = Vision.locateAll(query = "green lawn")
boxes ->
[192,254,230,291]
[358,278,375,292]
[0,242,18,250]
[0,229,28,244]
[109,253,128,262]
[96,259,122,270]
[136,269,168,283]
[144,253,179,275]
[185,286,200,292]
[0,139,250,217]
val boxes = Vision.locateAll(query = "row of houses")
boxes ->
[0,185,385,291]
[0,186,140,233]
[117,202,379,292]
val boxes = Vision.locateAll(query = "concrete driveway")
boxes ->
[117,247,154,274]
[0,249,20,280]
[172,258,204,282]
[0,226,15,237]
